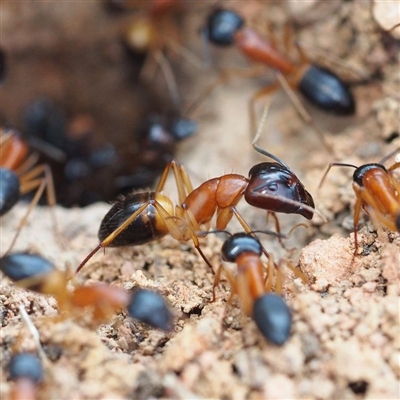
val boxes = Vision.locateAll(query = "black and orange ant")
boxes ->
[319,148,400,253]
[76,107,319,274]
[0,252,173,331]
[213,232,294,345]
[7,352,43,400]
[0,130,57,253]
[201,7,355,148]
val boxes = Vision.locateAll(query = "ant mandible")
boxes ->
[214,232,293,345]
[76,105,319,274]
[319,148,400,253]
[0,130,57,253]
[0,252,173,331]
[201,7,355,148]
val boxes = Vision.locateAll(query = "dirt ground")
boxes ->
[1,1,400,399]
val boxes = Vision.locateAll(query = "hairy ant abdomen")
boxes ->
[98,192,173,246]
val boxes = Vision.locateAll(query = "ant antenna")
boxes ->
[379,146,400,165]
[318,162,357,189]
[251,100,290,169]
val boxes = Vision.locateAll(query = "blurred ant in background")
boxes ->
[7,352,43,400]
[0,130,57,253]
[319,147,400,253]
[200,7,356,151]
[76,105,321,274]
[0,251,173,331]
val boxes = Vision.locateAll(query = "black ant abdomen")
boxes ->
[298,65,356,116]
[98,192,173,246]
[0,252,54,288]
[203,8,245,46]
[253,293,292,346]
[0,168,20,216]
[245,162,315,219]
[127,289,173,332]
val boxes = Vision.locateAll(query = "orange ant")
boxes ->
[0,129,58,253]
[213,232,295,345]
[7,352,43,400]
[76,107,319,274]
[201,7,355,149]
[0,251,173,331]
[319,148,400,253]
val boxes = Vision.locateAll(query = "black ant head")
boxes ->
[9,353,43,383]
[203,8,244,46]
[0,253,54,292]
[127,289,174,331]
[353,163,387,187]
[253,293,292,346]
[246,163,315,220]
[221,233,262,262]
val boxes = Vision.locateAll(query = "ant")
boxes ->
[0,251,173,331]
[213,232,293,345]
[319,148,400,253]
[0,129,57,253]
[201,7,356,149]
[76,105,319,274]
[7,352,43,400]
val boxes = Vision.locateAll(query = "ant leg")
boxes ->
[5,176,48,253]
[76,201,153,273]
[358,188,399,233]
[274,70,335,155]
[352,193,364,255]
[230,207,272,260]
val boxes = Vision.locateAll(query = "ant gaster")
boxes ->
[76,107,319,274]
[215,232,292,345]
[319,148,400,253]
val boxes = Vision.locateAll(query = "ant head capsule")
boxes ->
[0,253,54,287]
[127,289,173,331]
[253,293,292,346]
[353,163,387,187]
[221,233,262,262]
[204,8,245,46]
[246,163,315,220]
[0,168,20,216]
[9,353,43,383]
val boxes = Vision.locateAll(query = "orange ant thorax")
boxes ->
[234,27,295,75]
[355,167,400,216]
[1,134,29,170]
[235,252,265,316]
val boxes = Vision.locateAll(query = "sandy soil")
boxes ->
[1,1,399,399]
